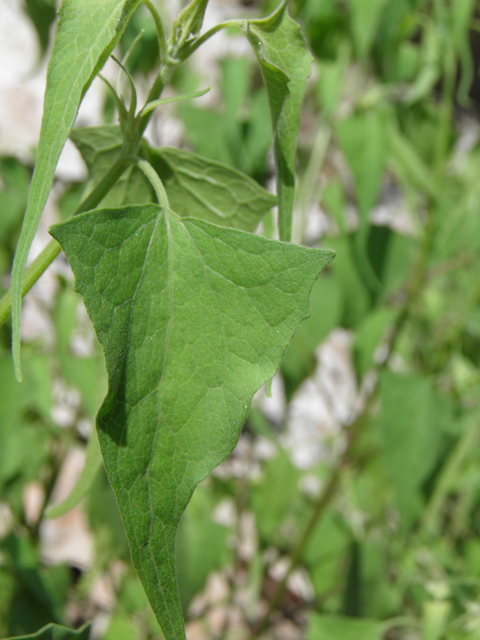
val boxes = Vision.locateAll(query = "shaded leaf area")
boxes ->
[50,203,334,639]
[11,0,141,378]
[6,622,90,640]
[70,125,275,230]
[147,146,276,230]
[244,0,313,241]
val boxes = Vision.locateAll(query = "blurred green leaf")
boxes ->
[378,372,451,527]
[0,158,30,246]
[282,275,342,397]
[23,0,57,57]
[347,0,389,60]
[54,288,106,418]
[1,535,70,635]
[45,431,102,519]
[317,44,349,121]
[328,236,371,327]
[308,613,384,640]
[423,600,451,640]
[336,108,388,220]
[405,20,441,104]
[452,0,475,105]
[103,615,135,640]
[353,306,396,379]
[251,449,302,542]
[302,509,350,600]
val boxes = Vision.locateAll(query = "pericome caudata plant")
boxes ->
[0,0,334,638]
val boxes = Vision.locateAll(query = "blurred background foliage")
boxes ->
[2,0,480,638]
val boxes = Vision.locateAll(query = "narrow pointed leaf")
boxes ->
[243,0,313,241]
[6,622,91,640]
[11,0,141,379]
[50,204,334,639]
[140,87,210,116]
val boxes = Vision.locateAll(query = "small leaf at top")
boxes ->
[172,0,209,40]
[243,0,313,242]
[11,0,141,380]
[50,204,334,640]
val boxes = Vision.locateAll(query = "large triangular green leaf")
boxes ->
[50,204,334,639]
[6,622,90,640]
[11,0,141,379]
[243,0,313,241]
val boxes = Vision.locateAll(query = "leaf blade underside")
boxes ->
[50,204,334,639]
[70,124,276,230]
